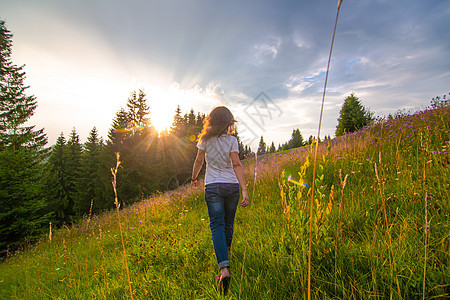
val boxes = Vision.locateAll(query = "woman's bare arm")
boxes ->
[230,152,249,207]
[191,149,205,188]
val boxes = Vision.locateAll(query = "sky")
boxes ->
[1,0,449,150]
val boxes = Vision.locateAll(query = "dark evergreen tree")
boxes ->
[0,20,49,250]
[269,142,276,153]
[186,109,197,137]
[288,129,304,149]
[107,90,161,204]
[336,93,373,136]
[43,134,71,223]
[187,109,196,126]
[244,145,251,157]
[127,89,150,129]
[65,128,82,217]
[257,136,266,156]
[108,107,130,145]
[232,128,247,160]
[76,127,110,215]
[165,106,198,187]
[170,105,186,138]
[196,112,205,132]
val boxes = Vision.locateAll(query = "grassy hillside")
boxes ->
[1,104,449,299]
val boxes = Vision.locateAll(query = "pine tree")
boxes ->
[0,20,49,250]
[108,107,131,150]
[288,129,304,149]
[107,90,160,203]
[65,128,82,217]
[186,109,197,136]
[170,105,186,138]
[187,109,196,125]
[336,93,373,136]
[269,142,276,153]
[257,136,266,155]
[76,127,110,214]
[127,89,150,130]
[231,128,246,159]
[43,134,71,223]
[196,112,205,132]
[108,89,152,152]
[244,145,251,157]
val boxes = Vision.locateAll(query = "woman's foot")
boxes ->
[218,267,231,295]
[220,267,230,278]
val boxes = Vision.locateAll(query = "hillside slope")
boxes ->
[1,105,449,299]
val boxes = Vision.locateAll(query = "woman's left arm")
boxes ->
[231,152,249,207]
[191,149,205,188]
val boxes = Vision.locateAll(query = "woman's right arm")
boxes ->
[191,149,205,188]
[230,152,249,207]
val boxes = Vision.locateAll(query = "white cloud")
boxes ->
[286,68,326,94]
[252,37,282,65]
[292,32,311,49]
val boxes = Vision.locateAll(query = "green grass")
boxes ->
[1,105,449,299]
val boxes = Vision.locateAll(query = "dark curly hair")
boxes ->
[198,106,236,142]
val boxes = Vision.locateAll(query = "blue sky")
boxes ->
[2,0,449,149]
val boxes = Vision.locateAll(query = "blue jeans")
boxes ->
[205,183,240,270]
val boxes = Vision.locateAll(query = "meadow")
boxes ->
[0,103,448,299]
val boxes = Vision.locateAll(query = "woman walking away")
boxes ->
[191,106,250,295]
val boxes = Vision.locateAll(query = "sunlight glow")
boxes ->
[147,83,222,134]
[152,112,172,133]
[148,88,177,133]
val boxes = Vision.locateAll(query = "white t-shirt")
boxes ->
[197,134,239,185]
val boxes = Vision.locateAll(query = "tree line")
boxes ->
[0,20,372,252]
[256,93,373,155]
[256,129,332,156]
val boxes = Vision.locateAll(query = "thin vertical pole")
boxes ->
[307,1,343,299]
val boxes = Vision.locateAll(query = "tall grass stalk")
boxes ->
[422,190,428,300]
[375,161,401,299]
[335,170,348,295]
[49,221,52,242]
[336,169,348,251]
[87,199,94,226]
[49,221,54,292]
[308,140,319,300]
[111,152,133,300]
[98,225,109,299]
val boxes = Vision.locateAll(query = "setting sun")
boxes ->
[150,96,175,133]
[152,113,172,133]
